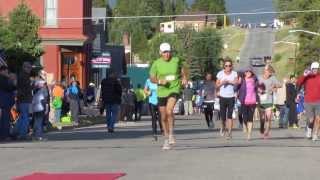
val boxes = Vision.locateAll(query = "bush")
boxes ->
[273,54,282,62]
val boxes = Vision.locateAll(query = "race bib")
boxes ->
[165,75,176,81]
[260,93,268,102]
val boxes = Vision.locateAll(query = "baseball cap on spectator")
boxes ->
[160,43,171,53]
[311,62,319,69]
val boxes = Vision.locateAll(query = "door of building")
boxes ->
[61,52,82,85]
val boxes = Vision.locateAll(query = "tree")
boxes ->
[110,0,163,59]
[273,0,299,21]
[279,0,320,74]
[161,0,188,15]
[192,0,226,13]
[0,2,42,72]
[190,28,222,79]
[191,0,226,26]
[93,0,107,7]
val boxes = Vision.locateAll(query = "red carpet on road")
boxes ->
[14,172,126,180]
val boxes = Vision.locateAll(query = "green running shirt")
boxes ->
[149,57,182,98]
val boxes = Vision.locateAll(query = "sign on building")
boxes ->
[91,51,112,68]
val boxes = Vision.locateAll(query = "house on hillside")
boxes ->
[0,0,93,88]
[160,11,217,33]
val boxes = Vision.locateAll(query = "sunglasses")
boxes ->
[162,51,171,53]
[224,64,232,68]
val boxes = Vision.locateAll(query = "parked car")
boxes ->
[250,57,265,67]
[259,22,268,28]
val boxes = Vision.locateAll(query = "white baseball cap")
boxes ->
[159,43,171,53]
[311,62,319,69]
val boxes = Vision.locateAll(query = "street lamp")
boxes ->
[273,41,300,75]
[289,29,320,36]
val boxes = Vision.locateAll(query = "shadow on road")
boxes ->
[44,127,213,142]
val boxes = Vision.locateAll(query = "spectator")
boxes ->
[286,75,298,129]
[86,82,96,106]
[67,80,80,126]
[38,71,50,129]
[16,61,33,140]
[134,84,145,121]
[31,80,48,141]
[126,88,136,121]
[182,84,194,116]
[52,82,64,129]
[101,70,122,133]
[117,85,134,121]
[0,65,16,141]
[194,90,203,114]
[275,78,289,128]
[296,90,305,123]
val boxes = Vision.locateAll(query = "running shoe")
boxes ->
[243,126,247,133]
[226,132,232,140]
[246,134,251,141]
[153,134,158,141]
[169,135,176,145]
[312,134,318,141]
[219,128,226,137]
[306,128,312,139]
[162,139,171,150]
[263,132,270,140]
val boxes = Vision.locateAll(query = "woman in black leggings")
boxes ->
[216,59,238,139]
[144,78,163,141]
[237,67,258,140]
[202,72,216,128]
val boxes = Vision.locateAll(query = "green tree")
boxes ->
[192,0,226,13]
[0,2,42,72]
[190,28,222,79]
[191,0,226,26]
[280,0,320,74]
[93,0,107,7]
[161,0,188,15]
[110,0,164,58]
[273,0,300,21]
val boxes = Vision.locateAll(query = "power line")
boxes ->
[44,9,320,20]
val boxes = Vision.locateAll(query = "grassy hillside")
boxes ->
[273,26,299,79]
[220,27,246,62]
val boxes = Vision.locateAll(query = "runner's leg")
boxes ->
[166,96,177,145]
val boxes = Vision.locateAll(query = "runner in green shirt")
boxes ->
[149,42,187,150]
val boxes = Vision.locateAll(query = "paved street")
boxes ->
[1,115,320,180]
[237,28,275,74]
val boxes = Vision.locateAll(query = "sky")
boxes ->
[108,0,275,23]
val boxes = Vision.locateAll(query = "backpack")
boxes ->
[52,97,63,109]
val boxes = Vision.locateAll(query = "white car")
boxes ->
[259,23,267,28]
